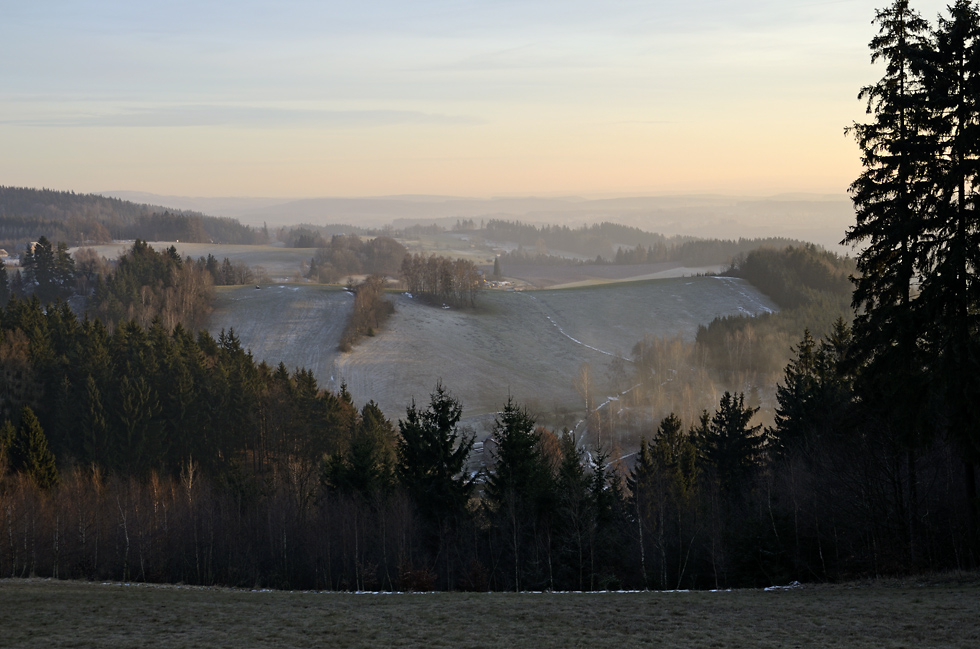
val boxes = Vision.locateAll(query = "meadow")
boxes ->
[1,576,977,648]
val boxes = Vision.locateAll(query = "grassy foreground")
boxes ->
[1,576,978,648]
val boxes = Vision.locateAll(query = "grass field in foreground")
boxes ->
[1,576,978,648]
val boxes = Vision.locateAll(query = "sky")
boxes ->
[0,0,958,199]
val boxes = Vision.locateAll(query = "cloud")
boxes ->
[3,105,485,128]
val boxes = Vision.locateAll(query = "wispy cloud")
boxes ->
[3,105,485,128]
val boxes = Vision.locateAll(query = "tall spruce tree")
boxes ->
[484,397,554,591]
[920,0,980,549]
[845,0,932,378]
[396,382,475,585]
[846,1,936,561]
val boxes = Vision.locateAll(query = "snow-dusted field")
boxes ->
[209,277,776,425]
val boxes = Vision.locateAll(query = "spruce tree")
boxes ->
[920,0,980,548]
[10,406,59,488]
[696,392,763,500]
[396,381,475,527]
[846,2,936,560]
[845,0,932,383]
[483,397,554,590]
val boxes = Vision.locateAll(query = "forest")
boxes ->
[487,219,804,267]
[0,186,266,248]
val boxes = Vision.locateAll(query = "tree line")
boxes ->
[400,254,482,308]
[487,218,805,267]
[305,235,406,284]
[338,275,395,352]
[1,352,973,590]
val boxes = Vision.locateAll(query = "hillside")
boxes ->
[0,186,264,249]
[209,277,777,427]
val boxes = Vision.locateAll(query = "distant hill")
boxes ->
[0,186,266,250]
[101,191,856,252]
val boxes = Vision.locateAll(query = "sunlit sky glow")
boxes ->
[0,0,955,198]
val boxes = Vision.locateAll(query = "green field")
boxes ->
[1,577,977,648]
[210,276,776,427]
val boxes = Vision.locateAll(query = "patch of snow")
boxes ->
[764,581,802,591]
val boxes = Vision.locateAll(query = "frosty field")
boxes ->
[1,576,977,649]
[209,276,776,425]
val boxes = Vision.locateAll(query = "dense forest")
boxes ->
[0,186,266,248]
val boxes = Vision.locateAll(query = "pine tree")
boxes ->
[846,2,936,562]
[920,0,980,549]
[9,406,59,488]
[845,0,932,389]
[696,392,763,500]
[396,381,475,526]
[483,397,554,591]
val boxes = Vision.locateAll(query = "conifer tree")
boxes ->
[9,406,59,488]
[397,381,475,526]
[696,392,763,500]
[484,397,554,590]
[920,0,980,548]
[846,1,936,560]
[845,0,932,387]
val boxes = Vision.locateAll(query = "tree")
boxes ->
[696,392,763,500]
[322,401,396,502]
[845,0,936,560]
[397,382,475,523]
[23,237,59,303]
[8,406,59,488]
[771,320,855,459]
[918,0,980,545]
[397,382,475,587]
[483,397,554,590]
[845,0,932,379]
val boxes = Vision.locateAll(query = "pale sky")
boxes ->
[0,0,956,199]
